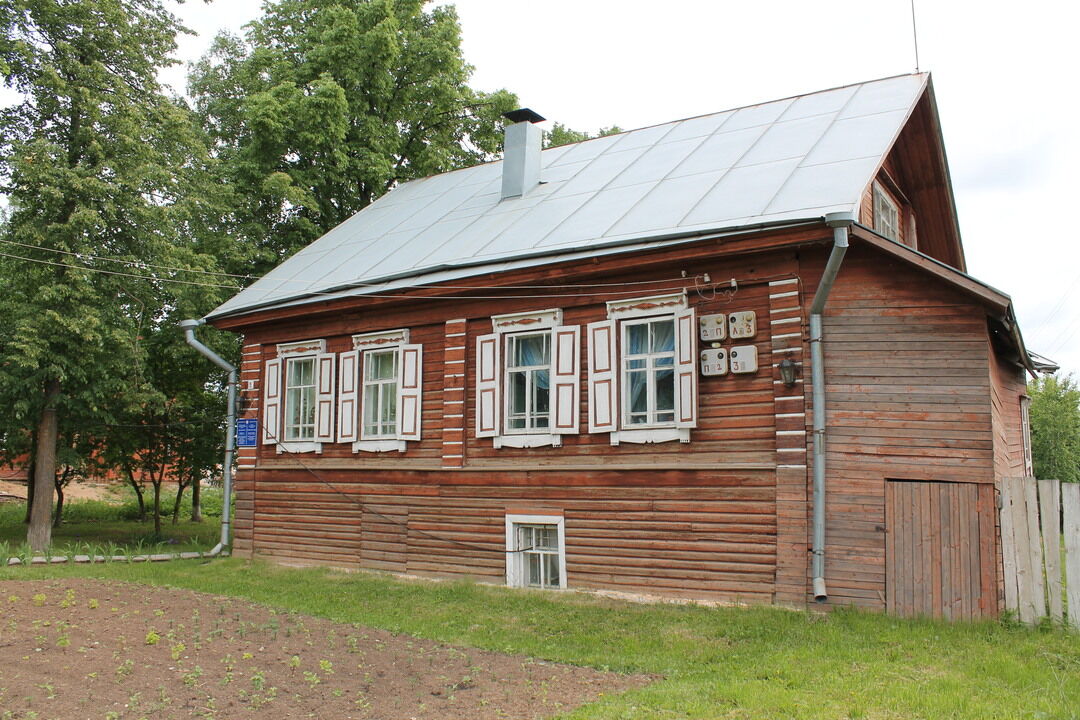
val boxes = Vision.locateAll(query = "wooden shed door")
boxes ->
[885,480,997,620]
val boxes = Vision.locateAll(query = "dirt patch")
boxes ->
[0,480,123,504]
[0,578,651,719]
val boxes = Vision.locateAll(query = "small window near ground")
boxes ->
[505,514,566,590]
[873,183,900,242]
[284,356,316,441]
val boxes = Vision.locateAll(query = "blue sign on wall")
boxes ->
[236,418,258,447]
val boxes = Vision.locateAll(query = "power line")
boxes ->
[254,424,540,555]
[1,237,700,292]
[1,248,718,300]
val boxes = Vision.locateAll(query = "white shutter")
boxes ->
[262,358,281,445]
[476,333,500,438]
[397,344,423,441]
[315,352,336,443]
[674,307,698,429]
[551,325,580,434]
[336,350,359,443]
[587,320,617,433]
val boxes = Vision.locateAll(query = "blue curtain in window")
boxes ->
[518,336,550,390]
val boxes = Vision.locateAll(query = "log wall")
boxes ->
[224,231,1025,613]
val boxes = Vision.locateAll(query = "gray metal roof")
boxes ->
[209,73,929,320]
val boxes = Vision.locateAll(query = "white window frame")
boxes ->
[284,355,318,442]
[361,348,399,440]
[1020,395,1033,476]
[504,514,567,590]
[504,330,553,435]
[604,292,692,445]
[275,339,327,454]
[620,316,678,428]
[489,309,564,449]
[352,330,410,453]
[873,182,901,243]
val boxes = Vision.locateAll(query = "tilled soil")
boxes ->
[0,578,651,719]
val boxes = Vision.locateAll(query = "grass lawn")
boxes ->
[0,489,224,558]
[2,557,1077,719]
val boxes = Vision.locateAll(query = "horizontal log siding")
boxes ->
[246,468,776,602]
[804,244,995,610]
[989,347,1027,479]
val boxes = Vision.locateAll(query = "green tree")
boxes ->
[1028,374,1080,483]
[544,122,623,149]
[188,0,518,273]
[0,0,227,550]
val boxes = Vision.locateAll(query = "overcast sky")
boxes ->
[152,1,1080,376]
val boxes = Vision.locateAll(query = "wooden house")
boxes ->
[206,73,1048,618]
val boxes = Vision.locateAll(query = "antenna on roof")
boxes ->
[910,0,921,72]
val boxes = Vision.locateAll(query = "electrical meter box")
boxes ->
[729,311,756,339]
[699,313,727,342]
[729,345,758,374]
[700,348,728,376]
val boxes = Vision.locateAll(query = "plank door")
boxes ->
[885,480,997,620]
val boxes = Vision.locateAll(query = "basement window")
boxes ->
[873,183,901,242]
[505,514,566,590]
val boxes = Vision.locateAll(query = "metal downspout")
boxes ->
[809,211,855,601]
[180,319,235,557]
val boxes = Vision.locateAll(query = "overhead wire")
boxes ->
[253,422,541,555]
[0,237,700,291]
[0,248,713,300]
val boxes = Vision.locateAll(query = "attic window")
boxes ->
[873,183,901,242]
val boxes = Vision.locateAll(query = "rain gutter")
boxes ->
[179,319,235,557]
[809,211,855,602]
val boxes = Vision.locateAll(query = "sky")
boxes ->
[83,1,1080,376]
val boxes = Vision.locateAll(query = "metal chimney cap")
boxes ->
[502,108,545,124]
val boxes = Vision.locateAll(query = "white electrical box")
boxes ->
[699,313,727,342]
[700,348,728,376]
[730,345,758,374]
[729,311,756,339]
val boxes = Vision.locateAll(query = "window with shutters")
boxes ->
[263,339,335,453]
[477,309,580,448]
[362,349,398,438]
[505,514,566,590]
[284,356,317,441]
[588,292,696,445]
[1020,395,1033,476]
[336,329,423,453]
[505,332,551,432]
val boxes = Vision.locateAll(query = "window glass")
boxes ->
[363,349,398,438]
[516,523,561,589]
[873,184,900,242]
[284,357,316,441]
[622,318,677,426]
[506,332,551,432]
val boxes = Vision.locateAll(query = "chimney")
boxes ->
[500,108,545,199]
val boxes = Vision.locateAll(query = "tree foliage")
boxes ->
[188,0,518,272]
[1028,374,1080,483]
[0,0,233,548]
[544,122,623,149]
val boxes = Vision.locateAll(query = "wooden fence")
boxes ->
[999,477,1080,628]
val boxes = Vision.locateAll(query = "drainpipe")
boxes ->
[809,211,855,602]
[180,318,235,557]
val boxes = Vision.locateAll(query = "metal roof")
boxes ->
[208,73,929,320]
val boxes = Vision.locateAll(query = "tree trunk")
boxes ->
[23,456,35,524]
[124,466,146,522]
[171,481,186,525]
[151,467,162,537]
[27,379,60,552]
[191,473,202,523]
[53,482,64,528]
